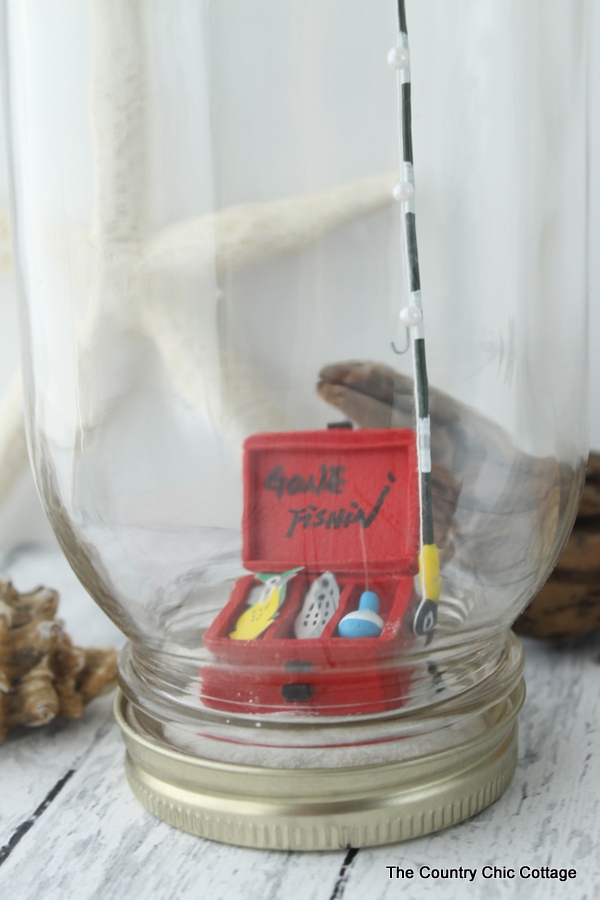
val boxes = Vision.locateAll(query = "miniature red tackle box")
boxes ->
[202,428,420,716]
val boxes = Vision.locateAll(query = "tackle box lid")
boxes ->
[242,428,420,576]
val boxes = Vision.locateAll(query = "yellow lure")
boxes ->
[229,568,303,641]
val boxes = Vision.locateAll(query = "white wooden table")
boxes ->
[1,544,599,900]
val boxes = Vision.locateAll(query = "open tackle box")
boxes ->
[202,428,420,715]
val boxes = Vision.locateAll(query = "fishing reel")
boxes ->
[411,598,438,637]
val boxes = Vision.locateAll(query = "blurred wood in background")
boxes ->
[515,452,600,639]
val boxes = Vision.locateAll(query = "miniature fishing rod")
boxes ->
[390,0,440,637]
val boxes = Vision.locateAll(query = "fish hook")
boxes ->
[391,327,410,355]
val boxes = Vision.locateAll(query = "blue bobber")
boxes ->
[338,591,384,638]
[358,591,380,612]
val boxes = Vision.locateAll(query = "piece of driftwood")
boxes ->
[514,453,600,639]
[0,574,118,741]
[317,361,583,620]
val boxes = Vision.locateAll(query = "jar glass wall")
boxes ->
[3,0,588,840]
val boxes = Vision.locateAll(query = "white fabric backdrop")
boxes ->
[0,6,599,545]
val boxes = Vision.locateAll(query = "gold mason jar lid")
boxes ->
[114,634,525,850]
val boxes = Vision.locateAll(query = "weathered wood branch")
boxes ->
[317,360,585,627]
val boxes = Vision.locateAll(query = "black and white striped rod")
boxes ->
[389,0,440,637]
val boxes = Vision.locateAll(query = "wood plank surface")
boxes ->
[1,546,599,899]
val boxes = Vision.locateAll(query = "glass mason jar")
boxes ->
[3,0,588,847]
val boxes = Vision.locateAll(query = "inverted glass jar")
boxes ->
[3,0,588,846]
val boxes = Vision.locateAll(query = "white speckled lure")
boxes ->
[294,572,340,640]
